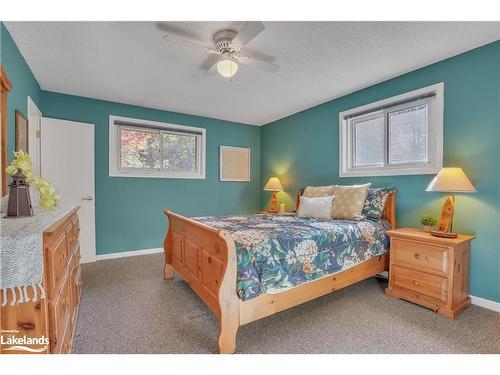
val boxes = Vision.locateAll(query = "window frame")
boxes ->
[339,82,444,177]
[109,115,206,179]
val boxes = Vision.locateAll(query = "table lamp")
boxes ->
[426,167,476,238]
[263,177,283,213]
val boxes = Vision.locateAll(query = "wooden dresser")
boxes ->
[385,228,474,319]
[0,207,82,354]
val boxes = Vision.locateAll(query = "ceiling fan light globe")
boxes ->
[216,59,238,78]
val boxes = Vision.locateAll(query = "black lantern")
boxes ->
[7,169,34,217]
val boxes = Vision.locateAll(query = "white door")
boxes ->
[41,118,96,263]
[27,97,42,207]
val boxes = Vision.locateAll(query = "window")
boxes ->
[339,83,443,177]
[109,116,205,179]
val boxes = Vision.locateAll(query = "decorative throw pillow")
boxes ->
[331,183,371,220]
[303,185,334,198]
[297,196,335,219]
[362,187,392,220]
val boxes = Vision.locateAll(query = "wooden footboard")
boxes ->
[163,210,240,354]
[164,201,394,354]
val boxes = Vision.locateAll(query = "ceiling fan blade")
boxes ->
[161,33,212,53]
[203,64,218,77]
[200,54,220,72]
[202,59,219,77]
[232,21,265,46]
[237,56,280,73]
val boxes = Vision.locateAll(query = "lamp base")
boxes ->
[436,194,455,232]
[268,192,278,213]
[430,230,458,238]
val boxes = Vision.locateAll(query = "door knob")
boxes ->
[82,195,93,201]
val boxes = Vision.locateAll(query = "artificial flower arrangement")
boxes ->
[6,150,60,211]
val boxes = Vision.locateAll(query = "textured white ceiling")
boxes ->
[5,22,500,125]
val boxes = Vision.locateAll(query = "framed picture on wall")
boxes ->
[219,146,251,182]
[15,110,28,153]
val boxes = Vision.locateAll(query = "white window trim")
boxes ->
[339,82,444,177]
[109,115,206,179]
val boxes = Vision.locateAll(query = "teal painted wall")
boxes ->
[261,41,500,302]
[0,23,42,162]
[41,91,261,254]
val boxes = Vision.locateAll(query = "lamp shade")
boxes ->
[263,177,283,192]
[426,167,477,193]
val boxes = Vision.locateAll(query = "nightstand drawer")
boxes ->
[392,238,449,275]
[392,265,448,303]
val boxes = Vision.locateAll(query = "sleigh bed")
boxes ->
[162,188,397,353]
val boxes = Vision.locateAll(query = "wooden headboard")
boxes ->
[296,187,397,230]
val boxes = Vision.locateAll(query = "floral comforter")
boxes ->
[192,214,391,301]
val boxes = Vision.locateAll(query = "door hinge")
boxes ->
[36,130,41,138]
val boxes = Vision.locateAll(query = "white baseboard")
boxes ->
[95,247,163,261]
[470,295,500,312]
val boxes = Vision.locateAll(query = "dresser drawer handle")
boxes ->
[412,280,419,286]
[414,253,429,261]
[19,322,35,330]
[207,256,212,264]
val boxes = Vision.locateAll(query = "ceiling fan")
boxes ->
[159,22,280,80]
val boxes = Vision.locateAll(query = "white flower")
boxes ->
[254,223,279,229]
[232,229,268,249]
[308,222,337,231]
[225,216,248,221]
[271,216,297,222]
[294,239,318,264]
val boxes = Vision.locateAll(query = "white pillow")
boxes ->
[297,195,334,219]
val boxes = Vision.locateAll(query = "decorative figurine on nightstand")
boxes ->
[426,167,476,238]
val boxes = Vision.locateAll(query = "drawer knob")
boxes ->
[414,253,420,259]
[207,256,212,264]
[413,280,419,286]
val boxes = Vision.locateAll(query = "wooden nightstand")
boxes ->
[385,228,475,319]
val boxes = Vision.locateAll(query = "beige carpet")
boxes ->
[73,253,500,354]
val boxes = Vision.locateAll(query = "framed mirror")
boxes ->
[15,110,28,153]
[1,65,12,196]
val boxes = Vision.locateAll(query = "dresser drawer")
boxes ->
[65,221,77,253]
[47,232,69,295]
[392,265,448,303]
[392,238,449,275]
[49,273,71,353]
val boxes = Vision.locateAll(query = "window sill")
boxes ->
[109,171,206,179]
[340,164,442,177]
